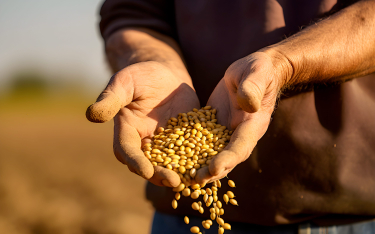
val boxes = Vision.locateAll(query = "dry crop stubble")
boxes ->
[0,96,153,234]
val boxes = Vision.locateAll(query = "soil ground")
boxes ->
[0,93,153,234]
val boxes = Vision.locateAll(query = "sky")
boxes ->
[0,0,110,92]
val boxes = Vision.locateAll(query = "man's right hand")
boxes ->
[86,61,200,187]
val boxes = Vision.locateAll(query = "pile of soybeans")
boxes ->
[142,106,238,234]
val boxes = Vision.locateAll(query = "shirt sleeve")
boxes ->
[99,0,177,40]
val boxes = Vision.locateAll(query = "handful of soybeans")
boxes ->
[142,106,238,234]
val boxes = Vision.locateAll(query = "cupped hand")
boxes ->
[195,51,291,184]
[86,61,200,187]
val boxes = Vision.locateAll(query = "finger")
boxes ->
[114,121,154,180]
[148,166,181,187]
[195,153,236,184]
[115,153,142,177]
[196,116,268,184]
[127,166,137,174]
[86,71,134,123]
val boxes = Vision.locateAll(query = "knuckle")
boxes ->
[209,163,223,177]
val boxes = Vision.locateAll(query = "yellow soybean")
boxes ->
[190,168,197,178]
[179,166,186,174]
[192,202,200,210]
[199,206,204,214]
[191,184,200,190]
[172,199,178,209]
[223,223,231,230]
[219,208,224,215]
[191,191,200,199]
[203,194,209,203]
[206,196,213,206]
[228,180,235,187]
[172,183,185,192]
[216,217,225,226]
[229,199,238,206]
[206,188,212,195]
[182,188,191,197]
[184,216,189,224]
[202,222,211,229]
[190,226,200,233]
[227,191,235,198]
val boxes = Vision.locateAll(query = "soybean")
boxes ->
[192,202,200,210]
[184,216,189,224]
[223,223,231,230]
[141,106,239,233]
[190,226,200,233]
[173,183,185,192]
[230,199,238,206]
[172,199,178,209]
[223,194,229,204]
[219,208,224,216]
[182,188,191,197]
[216,217,225,226]
[227,191,235,198]
[228,180,236,188]
[202,221,211,229]
[199,206,204,214]
[191,191,200,199]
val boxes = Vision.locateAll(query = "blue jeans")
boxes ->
[151,211,375,234]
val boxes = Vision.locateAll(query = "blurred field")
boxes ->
[0,90,153,234]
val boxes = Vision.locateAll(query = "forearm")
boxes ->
[105,28,193,86]
[264,0,375,88]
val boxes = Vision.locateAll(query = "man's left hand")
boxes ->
[195,51,291,184]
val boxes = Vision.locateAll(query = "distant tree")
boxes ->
[9,71,48,97]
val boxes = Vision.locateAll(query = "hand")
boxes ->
[195,51,290,184]
[86,61,200,187]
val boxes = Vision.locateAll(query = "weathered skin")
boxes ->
[195,0,375,184]
[86,29,199,187]
[87,0,375,225]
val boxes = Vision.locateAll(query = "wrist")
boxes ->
[257,48,294,92]
[147,61,194,88]
[105,29,194,89]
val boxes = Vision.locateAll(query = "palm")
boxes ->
[206,79,250,131]
[116,62,199,142]
[196,53,280,183]
[207,78,274,137]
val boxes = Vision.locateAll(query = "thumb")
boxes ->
[236,70,269,113]
[86,73,134,123]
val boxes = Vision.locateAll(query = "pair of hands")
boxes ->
[86,51,289,187]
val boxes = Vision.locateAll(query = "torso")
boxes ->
[147,0,375,225]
